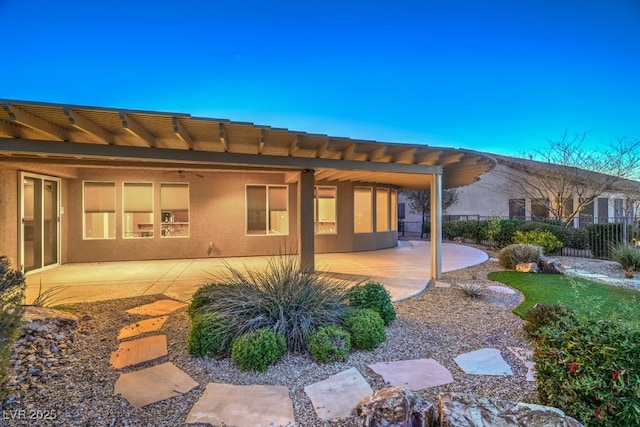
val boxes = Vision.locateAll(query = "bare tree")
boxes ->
[495,131,640,227]
[400,188,459,237]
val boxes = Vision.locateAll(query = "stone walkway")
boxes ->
[111,293,535,425]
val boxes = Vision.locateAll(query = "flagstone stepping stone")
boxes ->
[507,346,536,382]
[434,281,451,288]
[113,362,198,408]
[185,383,295,427]
[126,299,186,316]
[110,335,168,369]
[304,367,373,421]
[367,359,454,391]
[118,316,169,340]
[487,285,516,295]
[455,348,513,376]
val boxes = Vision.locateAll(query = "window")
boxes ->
[314,186,336,234]
[246,185,289,235]
[597,197,609,223]
[398,202,406,220]
[354,187,373,233]
[83,182,116,239]
[614,198,624,220]
[508,199,525,219]
[531,198,549,219]
[160,183,189,237]
[391,190,397,231]
[579,199,594,227]
[376,188,389,232]
[123,183,154,238]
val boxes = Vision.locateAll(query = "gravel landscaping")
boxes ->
[2,252,625,426]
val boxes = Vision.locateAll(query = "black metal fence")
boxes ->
[398,216,640,260]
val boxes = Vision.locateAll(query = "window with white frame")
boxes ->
[83,181,116,239]
[376,188,389,231]
[354,187,373,233]
[314,186,337,234]
[123,182,154,238]
[160,183,190,237]
[246,185,289,235]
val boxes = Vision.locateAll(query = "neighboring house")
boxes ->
[0,99,493,278]
[443,154,640,226]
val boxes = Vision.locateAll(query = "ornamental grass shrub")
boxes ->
[513,230,564,255]
[231,328,286,372]
[498,244,542,269]
[531,312,640,426]
[187,312,230,356]
[0,256,26,400]
[344,308,385,350]
[307,325,351,364]
[190,255,350,353]
[610,242,640,272]
[347,281,396,325]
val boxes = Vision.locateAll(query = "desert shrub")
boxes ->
[586,223,625,259]
[523,303,576,336]
[231,328,286,372]
[513,230,564,255]
[455,283,484,298]
[193,255,349,353]
[347,281,396,325]
[533,316,640,426]
[498,244,542,269]
[187,312,230,356]
[307,325,351,364]
[343,308,386,350]
[610,242,640,272]
[0,256,26,400]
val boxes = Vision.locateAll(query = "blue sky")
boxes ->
[1,0,639,156]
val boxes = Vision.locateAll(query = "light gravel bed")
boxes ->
[2,258,540,427]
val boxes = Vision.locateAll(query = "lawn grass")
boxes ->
[487,271,640,324]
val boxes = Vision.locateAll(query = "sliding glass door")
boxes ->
[21,173,60,273]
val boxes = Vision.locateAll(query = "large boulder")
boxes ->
[438,393,583,427]
[538,256,564,274]
[356,386,437,427]
[515,262,538,273]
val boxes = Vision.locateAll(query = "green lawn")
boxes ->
[487,271,640,323]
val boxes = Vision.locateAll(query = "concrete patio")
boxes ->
[24,241,488,305]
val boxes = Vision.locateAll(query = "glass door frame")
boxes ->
[19,172,61,274]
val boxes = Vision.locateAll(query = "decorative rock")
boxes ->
[356,386,437,427]
[487,285,516,295]
[539,256,564,274]
[23,306,79,326]
[438,393,583,426]
[516,262,538,273]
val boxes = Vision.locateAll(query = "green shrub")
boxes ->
[193,255,349,353]
[344,308,386,350]
[586,223,625,259]
[307,325,351,364]
[493,219,525,247]
[0,256,26,400]
[610,242,640,272]
[513,230,564,255]
[347,281,396,325]
[498,244,542,269]
[442,220,488,243]
[517,221,587,250]
[533,316,640,426]
[523,303,576,336]
[231,328,286,372]
[187,283,221,318]
[187,312,230,356]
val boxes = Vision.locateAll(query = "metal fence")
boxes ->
[398,216,640,260]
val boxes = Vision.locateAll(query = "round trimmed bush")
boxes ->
[347,281,396,325]
[307,325,351,364]
[498,244,542,269]
[231,328,286,372]
[187,312,231,356]
[343,308,385,350]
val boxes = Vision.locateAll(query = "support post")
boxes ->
[298,169,315,272]
[430,174,442,280]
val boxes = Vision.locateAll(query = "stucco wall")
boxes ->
[0,167,18,266]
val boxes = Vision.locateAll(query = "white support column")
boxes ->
[298,169,315,272]
[430,174,442,280]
